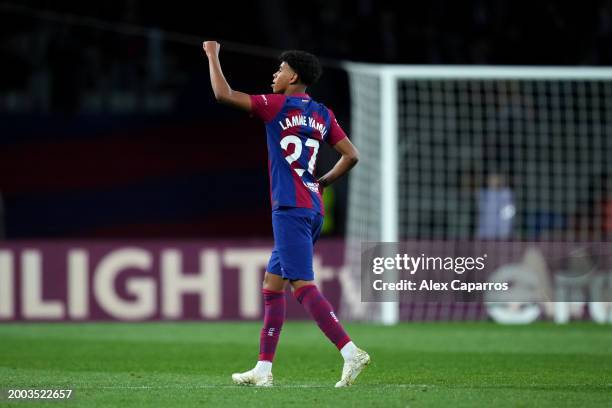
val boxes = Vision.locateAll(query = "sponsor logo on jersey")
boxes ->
[304,181,320,193]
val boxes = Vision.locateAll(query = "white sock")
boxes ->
[340,341,358,361]
[254,360,272,376]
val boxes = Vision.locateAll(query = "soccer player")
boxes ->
[203,41,369,387]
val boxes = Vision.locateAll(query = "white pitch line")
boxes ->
[9,383,610,391]
[89,384,435,390]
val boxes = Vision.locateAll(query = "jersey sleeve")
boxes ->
[249,94,286,123]
[326,109,348,146]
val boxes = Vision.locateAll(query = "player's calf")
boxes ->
[293,284,370,386]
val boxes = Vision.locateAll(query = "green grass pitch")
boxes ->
[0,322,611,407]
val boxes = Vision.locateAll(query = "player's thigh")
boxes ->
[272,208,315,281]
[271,207,311,244]
[277,240,315,281]
[265,248,287,291]
[311,213,324,244]
[266,247,282,276]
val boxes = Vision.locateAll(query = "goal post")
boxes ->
[343,63,612,324]
[343,63,401,325]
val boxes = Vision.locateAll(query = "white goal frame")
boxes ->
[344,63,612,325]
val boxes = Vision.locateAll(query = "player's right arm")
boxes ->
[203,41,252,112]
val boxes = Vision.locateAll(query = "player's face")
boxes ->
[272,62,297,93]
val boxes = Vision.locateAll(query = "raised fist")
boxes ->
[203,41,221,58]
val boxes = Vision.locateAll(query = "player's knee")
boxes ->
[262,272,276,290]
[263,272,286,291]
[290,280,316,292]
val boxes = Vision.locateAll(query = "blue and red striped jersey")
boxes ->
[250,93,347,215]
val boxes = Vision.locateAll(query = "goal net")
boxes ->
[343,64,612,323]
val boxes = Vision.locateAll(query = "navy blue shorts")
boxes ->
[267,206,324,281]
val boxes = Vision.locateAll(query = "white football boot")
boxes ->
[231,368,273,387]
[334,348,370,388]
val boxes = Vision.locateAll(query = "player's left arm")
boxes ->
[318,110,359,187]
[318,137,360,188]
[203,41,252,112]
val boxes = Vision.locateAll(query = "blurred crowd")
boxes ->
[2,0,612,239]
[3,1,612,113]
[288,0,612,65]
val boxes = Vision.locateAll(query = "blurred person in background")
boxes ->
[476,173,515,239]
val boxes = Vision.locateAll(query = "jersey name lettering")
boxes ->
[279,115,328,137]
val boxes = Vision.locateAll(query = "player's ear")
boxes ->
[289,72,299,85]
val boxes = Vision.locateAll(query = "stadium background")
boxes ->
[2,1,612,322]
[1,2,611,406]
[4,0,612,240]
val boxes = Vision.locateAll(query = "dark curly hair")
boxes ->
[279,50,322,87]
